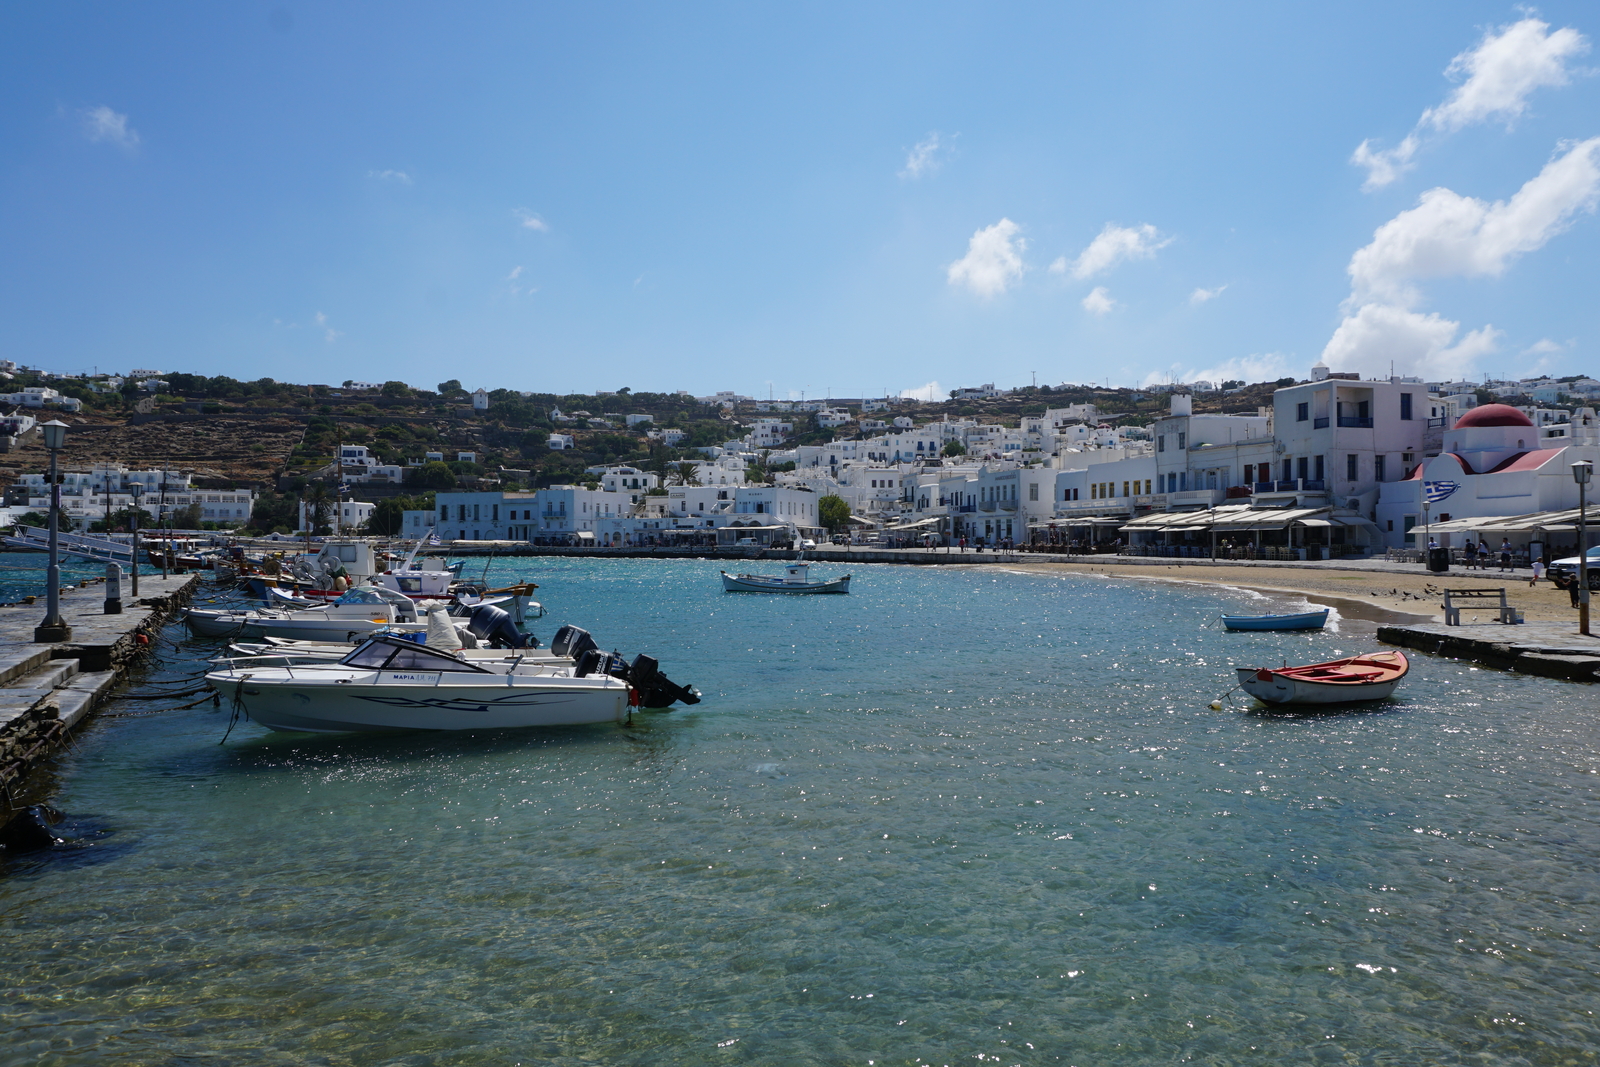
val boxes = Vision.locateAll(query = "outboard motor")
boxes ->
[466,603,536,649]
[550,625,598,660]
[627,653,701,709]
[573,647,609,678]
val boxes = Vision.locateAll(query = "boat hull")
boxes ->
[720,572,850,594]
[211,673,631,733]
[1221,609,1329,632]
[1235,651,1408,705]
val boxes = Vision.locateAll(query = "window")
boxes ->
[1122,481,1129,496]
[1296,402,1309,422]
[1029,483,1038,501]
[1314,455,1324,481]
[1281,459,1292,481]
[1400,393,1413,420]
[1374,455,1386,482]
[1346,454,1358,481]
[1158,435,1165,452]
[1403,515,1417,545]
[492,505,498,521]
[1177,432,1186,449]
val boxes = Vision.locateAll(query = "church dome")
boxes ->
[1454,403,1534,429]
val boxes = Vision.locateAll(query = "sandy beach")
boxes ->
[999,557,1589,627]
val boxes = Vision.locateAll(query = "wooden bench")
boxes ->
[1443,587,1523,626]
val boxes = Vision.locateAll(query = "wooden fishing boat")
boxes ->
[720,562,850,594]
[1235,650,1408,705]
[1221,608,1329,632]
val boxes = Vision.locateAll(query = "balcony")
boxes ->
[1313,417,1330,429]
[1336,416,1373,428]
[957,504,976,513]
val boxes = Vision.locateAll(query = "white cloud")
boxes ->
[369,169,413,185]
[1140,352,1291,389]
[1081,287,1115,316]
[1521,337,1563,356]
[1189,284,1228,305]
[1351,135,1421,192]
[1424,17,1589,132]
[515,209,550,232]
[1348,137,1600,304]
[81,106,139,150]
[1321,302,1500,380]
[900,380,944,401]
[507,266,523,280]
[900,132,946,179]
[1067,223,1170,280]
[314,311,343,344]
[1352,17,1589,189]
[947,218,1026,297]
[1048,256,1067,274]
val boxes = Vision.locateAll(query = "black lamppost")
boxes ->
[1575,460,1592,637]
[129,481,145,597]
[33,420,72,642]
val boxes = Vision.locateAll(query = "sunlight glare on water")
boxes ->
[3,558,1599,1065]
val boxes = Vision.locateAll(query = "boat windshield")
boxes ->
[333,588,388,606]
[339,637,490,673]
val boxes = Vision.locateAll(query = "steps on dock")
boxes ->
[0,661,117,732]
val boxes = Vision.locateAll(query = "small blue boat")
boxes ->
[1220,608,1329,632]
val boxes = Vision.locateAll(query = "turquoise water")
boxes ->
[0,556,116,604]
[3,558,1600,1065]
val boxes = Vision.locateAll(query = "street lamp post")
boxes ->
[34,420,73,642]
[129,482,144,597]
[1575,461,1592,637]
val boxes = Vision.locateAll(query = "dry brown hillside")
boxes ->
[1,413,304,489]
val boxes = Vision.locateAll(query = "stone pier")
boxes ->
[0,573,199,803]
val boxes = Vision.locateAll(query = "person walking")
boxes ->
[1500,538,1513,571]
[1530,556,1546,586]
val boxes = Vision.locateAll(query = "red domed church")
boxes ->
[1376,403,1599,550]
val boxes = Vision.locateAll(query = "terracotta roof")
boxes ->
[1454,403,1534,429]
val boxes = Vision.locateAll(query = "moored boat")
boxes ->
[1235,650,1408,705]
[720,562,850,594]
[1221,608,1329,632]
[204,632,699,733]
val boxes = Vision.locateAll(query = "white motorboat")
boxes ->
[205,633,699,733]
[720,562,851,594]
[187,583,541,644]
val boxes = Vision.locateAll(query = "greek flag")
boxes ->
[1423,480,1461,504]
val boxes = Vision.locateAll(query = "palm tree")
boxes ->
[302,483,331,535]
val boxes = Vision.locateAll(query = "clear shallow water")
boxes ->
[3,558,1600,1066]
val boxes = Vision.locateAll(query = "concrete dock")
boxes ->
[0,573,198,803]
[1377,621,1600,682]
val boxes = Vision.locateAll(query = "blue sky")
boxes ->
[3,3,1598,398]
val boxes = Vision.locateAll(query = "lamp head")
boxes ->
[39,419,68,451]
[129,483,145,500]
[1575,461,1594,486]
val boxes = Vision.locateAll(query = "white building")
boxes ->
[1375,404,1600,548]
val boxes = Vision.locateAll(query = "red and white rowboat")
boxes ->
[1235,650,1408,705]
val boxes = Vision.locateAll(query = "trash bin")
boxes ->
[1427,547,1449,573]
[1305,546,1324,561]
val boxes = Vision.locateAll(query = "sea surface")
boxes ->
[3,557,1599,1066]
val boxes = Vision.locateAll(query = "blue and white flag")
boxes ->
[1423,480,1461,504]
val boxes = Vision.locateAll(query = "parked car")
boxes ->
[830,534,848,544]
[800,538,817,549]
[1548,546,1600,589]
